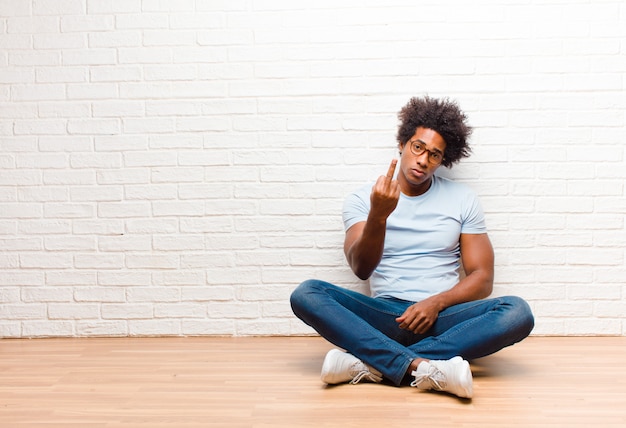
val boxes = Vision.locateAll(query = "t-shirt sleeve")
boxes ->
[460,190,487,234]
[342,185,371,232]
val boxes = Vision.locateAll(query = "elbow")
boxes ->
[346,252,373,281]
[350,260,373,281]
[481,273,494,298]
[482,282,493,299]
[355,271,371,281]
[353,264,372,281]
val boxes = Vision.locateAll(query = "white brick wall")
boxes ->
[1,0,625,337]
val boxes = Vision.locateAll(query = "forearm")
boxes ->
[344,159,401,280]
[427,268,493,312]
[345,217,387,280]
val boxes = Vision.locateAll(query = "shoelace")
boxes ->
[348,362,381,384]
[350,370,374,384]
[410,364,447,391]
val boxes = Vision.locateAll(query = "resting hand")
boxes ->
[396,299,441,334]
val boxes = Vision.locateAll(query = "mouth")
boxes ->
[411,168,426,178]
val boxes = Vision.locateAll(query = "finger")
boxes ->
[408,318,422,333]
[385,158,398,180]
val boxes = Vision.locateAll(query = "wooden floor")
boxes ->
[1,336,625,427]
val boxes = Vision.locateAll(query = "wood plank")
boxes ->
[1,336,625,427]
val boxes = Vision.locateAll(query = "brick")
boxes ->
[98,234,152,252]
[9,51,60,66]
[20,253,73,269]
[154,303,205,318]
[7,16,58,33]
[76,321,128,336]
[125,255,178,269]
[93,101,144,118]
[152,200,204,216]
[44,203,94,218]
[0,322,21,338]
[102,304,153,320]
[22,321,74,337]
[86,0,141,14]
[564,318,621,335]
[124,184,176,200]
[97,201,150,218]
[44,236,96,251]
[22,286,73,302]
[180,253,234,269]
[62,49,116,65]
[72,220,124,235]
[0,68,35,83]
[181,286,234,302]
[88,31,141,48]
[74,287,125,303]
[127,287,179,303]
[182,320,234,335]
[152,235,204,251]
[0,238,42,252]
[0,287,20,302]
[48,303,100,320]
[74,254,123,269]
[33,33,86,49]
[129,320,181,336]
[67,119,120,135]
[97,271,152,286]
[125,218,178,234]
[36,67,87,83]
[70,185,123,202]
[237,319,290,336]
[184,216,232,235]
[208,302,259,319]
[33,0,85,15]
[39,136,92,152]
[61,15,114,32]
[46,271,96,286]
[153,271,204,286]
[14,119,67,135]
[0,304,46,320]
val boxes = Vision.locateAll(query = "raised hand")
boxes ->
[369,158,401,221]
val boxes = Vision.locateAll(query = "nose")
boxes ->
[414,150,429,167]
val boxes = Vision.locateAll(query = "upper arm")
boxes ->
[343,221,365,259]
[459,233,494,288]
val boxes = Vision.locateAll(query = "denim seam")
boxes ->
[437,297,501,319]
[415,301,501,354]
[327,287,418,385]
[329,287,406,317]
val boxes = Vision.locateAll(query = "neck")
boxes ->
[400,176,433,197]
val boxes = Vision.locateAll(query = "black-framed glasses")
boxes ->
[408,140,444,165]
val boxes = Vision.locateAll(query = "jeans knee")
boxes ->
[290,279,321,315]
[502,295,534,338]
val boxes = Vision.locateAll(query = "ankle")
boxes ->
[407,358,428,374]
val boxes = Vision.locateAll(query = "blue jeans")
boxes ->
[290,279,534,386]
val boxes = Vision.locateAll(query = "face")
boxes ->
[397,127,446,196]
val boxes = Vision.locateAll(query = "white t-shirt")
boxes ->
[342,175,487,302]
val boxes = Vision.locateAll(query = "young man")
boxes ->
[290,96,534,399]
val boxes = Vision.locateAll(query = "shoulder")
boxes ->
[433,175,478,198]
[342,182,374,230]
[345,182,374,203]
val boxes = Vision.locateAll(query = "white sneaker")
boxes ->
[410,356,473,398]
[320,349,383,385]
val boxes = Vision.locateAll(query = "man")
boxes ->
[290,96,534,399]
